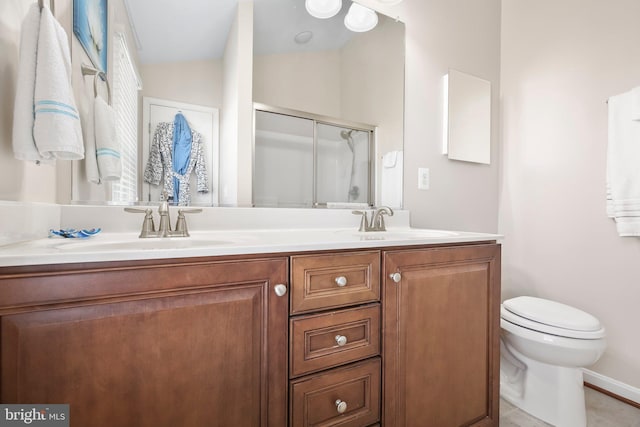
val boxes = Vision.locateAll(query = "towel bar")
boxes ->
[81,63,112,105]
[38,0,55,15]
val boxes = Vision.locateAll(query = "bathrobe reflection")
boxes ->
[144,122,208,206]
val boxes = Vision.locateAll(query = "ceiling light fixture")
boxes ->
[305,0,342,19]
[344,2,378,33]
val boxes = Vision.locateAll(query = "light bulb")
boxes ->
[344,2,378,32]
[305,0,342,19]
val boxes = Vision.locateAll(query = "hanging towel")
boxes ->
[632,87,640,121]
[606,91,640,236]
[12,4,43,162]
[81,98,100,184]
[381,150,403,208]
[172,113,192,202]
[94,95,120,180]
[32,6,84,160]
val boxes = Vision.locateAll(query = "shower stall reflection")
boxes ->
[253,106,374,208]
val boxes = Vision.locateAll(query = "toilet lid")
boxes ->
[503,296,603,333]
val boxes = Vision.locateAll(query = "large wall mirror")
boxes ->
[70,0,405,208]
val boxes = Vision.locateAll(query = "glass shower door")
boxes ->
[253,111,314,207]
[316,123,371,205]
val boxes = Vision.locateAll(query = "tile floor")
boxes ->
[500,388,640,426]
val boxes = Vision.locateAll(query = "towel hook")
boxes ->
[81,63,112,105]
[38,0,55,15]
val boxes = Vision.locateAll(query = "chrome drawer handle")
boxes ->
[335,335,348,347]
[335,399,347,414]
[335,276,348,287]
[389,272,401,283]
[274,284,287,297]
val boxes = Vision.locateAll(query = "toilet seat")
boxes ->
[501,297,606,340]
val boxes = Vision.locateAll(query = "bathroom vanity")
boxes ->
[0,214,500,427]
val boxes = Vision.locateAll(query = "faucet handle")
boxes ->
[174,208,203,237]
[352,210,370,232]
[124,207,156,237]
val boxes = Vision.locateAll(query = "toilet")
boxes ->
[500,296,606,427]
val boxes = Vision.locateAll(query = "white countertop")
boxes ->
[0,203,501,267]
[0,227,500,267]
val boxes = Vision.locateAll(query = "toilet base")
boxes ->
[501,341,587,427]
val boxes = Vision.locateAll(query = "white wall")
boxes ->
[500,0,640,389]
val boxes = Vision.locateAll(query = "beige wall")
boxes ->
[253,50,342,118]
[140,60,223,108]
[373,0,502,233]
[500,0,640,389]
[340,16,404,206]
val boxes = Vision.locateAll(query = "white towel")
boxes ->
[606,91,640,236]
[33,7,84,160]
[81,99,100,184]
[94,96,121,181]
[631,86,640,121]
[381,150,403,208]
[12,4,43,162]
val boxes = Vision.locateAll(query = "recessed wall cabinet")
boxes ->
[0,243,500,427]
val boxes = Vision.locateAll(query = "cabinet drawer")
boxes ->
[290,358,381,427]
[290,251,380,314]
[290,304,380,377]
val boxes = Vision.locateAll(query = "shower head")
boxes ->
[340,130,353,139]
[340,130,355,153]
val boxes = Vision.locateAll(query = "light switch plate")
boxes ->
[418,168,429,190]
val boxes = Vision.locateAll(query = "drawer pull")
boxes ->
[334,276,348,287]
[389,272,401,283]
[335,399,347,414]
[274,284,287,297]
[335,334,348,347]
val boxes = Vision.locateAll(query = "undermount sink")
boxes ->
[54,237,231,252]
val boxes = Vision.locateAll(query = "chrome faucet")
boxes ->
[352,206,394,232]
[125,193,202,238]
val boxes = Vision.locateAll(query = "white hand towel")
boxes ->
[80,99,100,184]
[606,91,640,236]
[94,96,121,181]
[381,150,403,208]
[33,7,84,160]
[12,4,43,162]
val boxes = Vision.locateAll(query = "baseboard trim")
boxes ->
[583,369,640,409]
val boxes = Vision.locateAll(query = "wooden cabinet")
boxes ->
[0,241,500,427]
[382,244,501,427]
[290,358,381,427]
[289,251,382,427]
[0,257,288,427]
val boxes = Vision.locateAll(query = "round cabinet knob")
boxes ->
[389,272,402,283]
[335,335,348,347]
[274,284,287,297]
[334,276,348,287]
[335,399,347,414]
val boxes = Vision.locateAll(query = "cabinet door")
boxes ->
[383,244,500,427]
[1,259,288,427]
